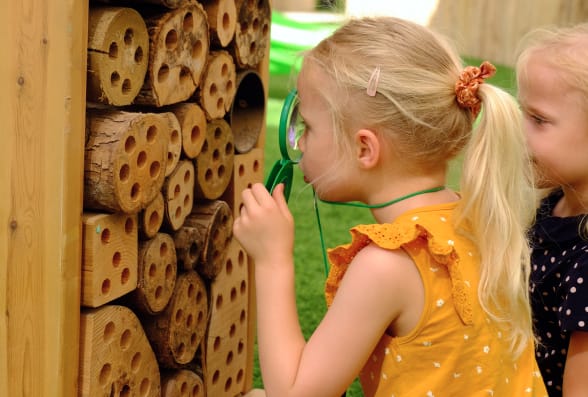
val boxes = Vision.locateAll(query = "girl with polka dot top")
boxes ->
[234,16,547,396]
[517,23,588,397]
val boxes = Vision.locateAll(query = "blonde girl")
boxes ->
[235,16,546,396]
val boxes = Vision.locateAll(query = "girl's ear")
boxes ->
[354,129,381,169]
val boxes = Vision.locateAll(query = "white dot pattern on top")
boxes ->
[530,189,588,396]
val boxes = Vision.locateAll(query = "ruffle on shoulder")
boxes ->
[325,219,473,325]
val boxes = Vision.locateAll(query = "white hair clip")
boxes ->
[366,66,381,97]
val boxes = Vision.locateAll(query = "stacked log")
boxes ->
[80,0,269,395]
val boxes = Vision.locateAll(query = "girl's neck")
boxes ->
[555,185,588,217]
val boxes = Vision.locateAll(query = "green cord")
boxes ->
[314,186,446,277]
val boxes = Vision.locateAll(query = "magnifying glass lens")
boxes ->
[286,102,304,161]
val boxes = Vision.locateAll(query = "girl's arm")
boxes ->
[563,331,588,397]
[234,183,424,397]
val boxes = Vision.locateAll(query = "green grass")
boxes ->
[253,59,516,396]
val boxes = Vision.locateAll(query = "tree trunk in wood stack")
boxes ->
[202,0,237,47]
[231,0,271,68]
[135,3,210,107]
[229,69,265,153]
[194,118,234,200]
[87,7,149,106]
[162,112,183,177]
[143,270,209,368]
[139,191,165,240]
[173,226,205,271]
[82,212,138,308]
[162,160,195,231]
[205,238,250,396]
[84,109,168,214]
[79,305,161,397]
[183,200,233,279]
[195,50,236,120]
[129,233,178,315]
[161,369,205,397]
[167,102,208,159]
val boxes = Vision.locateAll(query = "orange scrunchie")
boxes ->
[455,61,496,118]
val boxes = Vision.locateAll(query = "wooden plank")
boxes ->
[0,0,87,396]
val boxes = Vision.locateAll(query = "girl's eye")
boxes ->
[531,114,547,125]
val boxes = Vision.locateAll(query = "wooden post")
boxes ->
[0,0,87,396]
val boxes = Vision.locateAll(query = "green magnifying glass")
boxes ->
[265,89,304,201]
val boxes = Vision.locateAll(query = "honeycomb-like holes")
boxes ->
[137,151,147,168]
[192,40,203,60]
[158,64,170,83]
[216,293,223,310]
[165,29,178,51]
[130,351,142,373]
[99,363,111,386]
[104,321,116,344]
[150,161,161,180]
[124,136,136,153]
[147,209,160,231]
[112,251,121,267]
[224,377,232,392]
[134,47,143,63]
[183,12,194,32]
[230,287,237,302]
[190,125,201,145]
[130,183,141,202]
[109,42,118,58]
[120,328,132,351]
[140,378,151,396]
[238,164,245,177]
[240,309,247,325]
[101,278,111,295]
[124,28,134,46]
[225,259,233,275]
[212,370,220,385]
[111,71,120,87]
[119,163,130,182]
[240,280,247,297]
[213,336,221,352]
[101,228,111,244]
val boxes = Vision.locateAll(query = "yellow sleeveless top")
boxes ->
[325,202,547,397]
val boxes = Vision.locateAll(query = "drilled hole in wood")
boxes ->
[205,168,213,181]
[225,80,233,92]
[240,280,247,296]
[253,18,260,32]
[124,136,136,153]
[201,141,208,153]
[226,259,233,275]
[108,42,118,58]
[187,282,195,299]
[183,194,190,208]
[180,67,191,84]
[149,263,157,278]
[229,324,236,337]
[101,228,111,244]
[213,336,221,351]
[216,294,223,310]
[212,148,220,162]
[146,125,158,142]
[238,249,245,265]
[209,82,217,96]
[121,267,130,284]
[237,369,244,384]
[177,342,186,357]
[167,151,173,164]
[165,263,174,281]
[188,243,198,261]
[221,63,229,77]
[98,363,111,386]
[192,40,203,60]
[120,384,131,397]
[180,382,188,395]
[238,164,245,177]
[225,377,232,392]
[160,241,168,257]
[240,21,248,34]
[196,290,203,304]
[238,340,244,354]
[158,64,170,83]
[225,142,233,155]
[120,329,132,350]
[131,183,141,201]
[119,164,130,182]
[216,97,224,111]
[130,351,142,372]
[175,206,182,219]
[124,28,134,45]
[149,161,161,179]
[165,29,178,50]
[183,169,192,183]
[193,383,201,396]
[197,309,204,324]
[240,309,246,324]
[217,165,225,178]
[134,46,143,63]
[104,321,116,343]
[122,79,131,95]
[137,151,147,168]
[140,378,151,396]
[170,129,180,145]
[190,332,197,347]
[190,125,201,144]
[155,285,163,300]
[262,22,269,36]
[111,71,120,86]
[186,313,194,328]
[253,159,260,172]
[222,12,231,29]
[175,309,184,324]
[183,12,194,31]
[125,217,134,234]
[148,210,160,230]
[101,278,111,295]
[226,351,234,366]
[230,287,237,302]
[212,370,220,385]
[249,42,257,55]
[112,251,121,267]
[173,184,181,199]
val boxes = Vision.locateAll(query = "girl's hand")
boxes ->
[233,183,294,263]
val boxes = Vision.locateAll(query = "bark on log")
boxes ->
[84,109,168,214]
[231,0,271,68]
[195,50,236,120]
[228,69,265,153]
[143,270,209,368]
[194,118,234,200]
[183,200,233,279]
[129,233,178,315]
[87,7,149,106]
[79,305,161,397]
[82,212,138,308]
[162,160,195,231]
[135,3,210,106]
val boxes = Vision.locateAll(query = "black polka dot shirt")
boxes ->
[529,189,588,397]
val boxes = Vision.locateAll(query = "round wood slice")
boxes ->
[167,102,207,159]
[139,192,165,240]
[161,369,205,397]
[231,0,271,68]
[203,0,237,47]
[162,160,195,231]
[196,50,236,120]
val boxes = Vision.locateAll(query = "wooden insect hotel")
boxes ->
[1,0,270,396]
